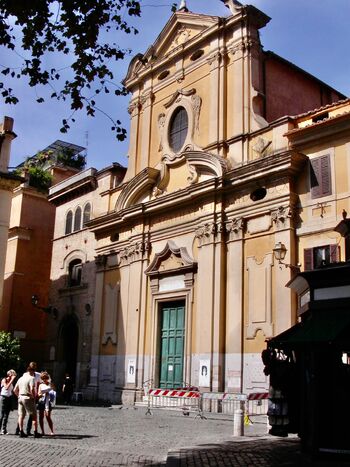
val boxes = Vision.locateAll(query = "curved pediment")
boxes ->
[115,151,229,211]
[185,151,229,184]
[145,240,197,276]
[156,150,229,191]
[115,167,159,212]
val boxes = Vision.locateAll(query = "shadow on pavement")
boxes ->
[166,437,350,467]
[49,434,97,440]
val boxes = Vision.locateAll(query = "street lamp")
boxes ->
[273,242,300,272]
[31,295,58,319]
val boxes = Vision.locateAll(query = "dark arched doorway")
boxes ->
[58,315,79,384]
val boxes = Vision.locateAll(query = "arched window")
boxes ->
[83,203,91,227]
[65,210,73,235]
[73,206,82,232]
[68,259,82,287]
[168,106,188,153]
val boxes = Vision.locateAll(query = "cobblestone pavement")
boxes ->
[0,404,241,466]
[167,437,350,466]
[1,405,350,466]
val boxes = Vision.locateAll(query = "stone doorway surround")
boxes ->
[145,240,197,388]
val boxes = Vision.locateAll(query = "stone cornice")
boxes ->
[285,112,350,149]
[224,151,307,190]
[48,174,97,206]
[88,177,220,235]
[88,151,306,237]
[8,226,32,241]
[0,172,22,191]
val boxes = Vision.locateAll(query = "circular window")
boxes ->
[250,187,267,202]
[168,106,188,153]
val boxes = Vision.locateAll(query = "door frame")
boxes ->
[158,300,186,388]
[150,282,194,388]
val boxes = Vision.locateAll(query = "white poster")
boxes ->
[199,359,210,387]
[127,359,136,383]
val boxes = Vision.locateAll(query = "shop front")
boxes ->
[265,263,350,456]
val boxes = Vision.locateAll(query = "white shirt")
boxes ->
[1,380,13,397]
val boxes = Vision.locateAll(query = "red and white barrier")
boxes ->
[247,392,269,401]
[145,388,205,418]
[148,388,200,398]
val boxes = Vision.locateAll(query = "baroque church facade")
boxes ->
[45,2,349,404]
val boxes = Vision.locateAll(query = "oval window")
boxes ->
[158,70,170,80]
[190,49,204,61]
[168,106,188,153]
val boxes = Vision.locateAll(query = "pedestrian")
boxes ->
[13,365,42,438]
[0,369,17,435]
[15,361,42,436]
[37,372,55,436]
[62,373,74,404]
[28,363,42,435]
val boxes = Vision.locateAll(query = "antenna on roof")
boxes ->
[85,131,89,163]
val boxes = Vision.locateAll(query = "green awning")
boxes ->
[269,310,350,349]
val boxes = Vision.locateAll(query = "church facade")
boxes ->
[46,3,349,404]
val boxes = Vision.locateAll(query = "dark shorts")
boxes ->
[37,401,52,411]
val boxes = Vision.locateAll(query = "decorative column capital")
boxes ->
[225,217,244,241]
[128,100,140,117]
[95,254,107,270]
[271,206,293,229]
[206,51,222,69]
[195,222,217,246]
[139,91,154,110]
[119,240,151,266]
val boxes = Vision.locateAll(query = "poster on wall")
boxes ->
[199,359,210,387]
[127,359,136,383]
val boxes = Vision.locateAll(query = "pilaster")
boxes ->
[88,255,106,395]
[225,216,244,392]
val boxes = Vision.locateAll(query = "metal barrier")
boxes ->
[221,393,247,414]
[145,388,206,419]
[140,386,268,433]
[246,392,268,424]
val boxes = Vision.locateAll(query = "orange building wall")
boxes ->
[4,190,55,363]
[264,52,345,122]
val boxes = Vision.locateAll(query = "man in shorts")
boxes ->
[14,365,42,438]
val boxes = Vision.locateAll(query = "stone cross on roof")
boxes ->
[221,0,243,15]
[178,0,188,12]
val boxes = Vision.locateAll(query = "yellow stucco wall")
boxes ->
[100,268,121,355]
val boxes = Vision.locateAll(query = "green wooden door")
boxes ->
[159,302,185,388]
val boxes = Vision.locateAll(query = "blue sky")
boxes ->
[2,0,350,170]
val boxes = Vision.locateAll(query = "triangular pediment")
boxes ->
[148,11,219,60]
[124,12,219,82]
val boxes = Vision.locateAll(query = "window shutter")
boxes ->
[310,154,331,199]
[330,244,339,263]
[320,154,331,196]
[304,248,313,271]
[310,158,321,198]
